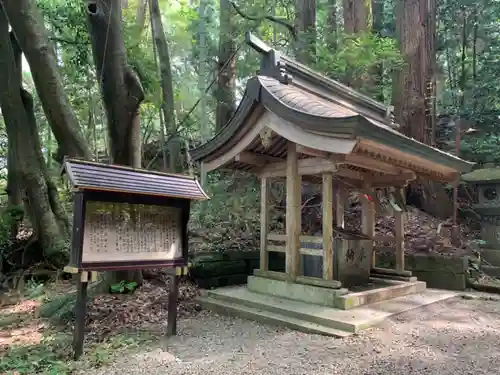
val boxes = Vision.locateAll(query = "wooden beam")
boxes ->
[322,173,334,280]
[235,151,282,166]
[335,185,346,229]
[259,157,338,178]
[260,177,270,271]
[296,145,330,158]
[343,154,409,175]
[286,142,301,281]
[395,211,405,272]
[361,184,376,268]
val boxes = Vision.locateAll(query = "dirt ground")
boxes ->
[82,294,500,375]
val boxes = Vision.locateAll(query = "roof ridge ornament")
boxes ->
[245,32,292,84]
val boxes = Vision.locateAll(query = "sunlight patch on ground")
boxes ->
[0,321,45,349]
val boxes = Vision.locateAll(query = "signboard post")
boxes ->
[61,158,209,360]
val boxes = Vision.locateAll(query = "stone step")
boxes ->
[206,287,357,332]
[335,279,426,310]
[199,286,456,335]
[481,265,500,278]
[197,295,353,338]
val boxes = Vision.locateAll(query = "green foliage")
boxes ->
[109,280,139,294]
[0,329,154,375]
[190,172,261,252]
[315,32,403,101]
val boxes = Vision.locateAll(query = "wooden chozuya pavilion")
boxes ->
[191,33,474,327]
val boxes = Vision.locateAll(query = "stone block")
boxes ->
[247,275,347,307]
[334,239,372,287]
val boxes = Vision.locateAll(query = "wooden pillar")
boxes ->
[361,185,376,267]
[322,173,333,280]
[335,186,345,229]
[260,176,269,271]
[395,210,405,272]
[286,142,301,281]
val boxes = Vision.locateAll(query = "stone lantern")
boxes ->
[462,163,500,251]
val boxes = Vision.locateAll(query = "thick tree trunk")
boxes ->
[342,0,372,88]
[326,0,337,52]
[393,0,435,144]
[393,0,448,219]
[295,0,316,64]
[86,0,145,284]
[0,7,68,259]
[371,0,384,102]
[2,0,92,161]
[216,0,236,130]
[343,0,372,34]
[149,0,179,172]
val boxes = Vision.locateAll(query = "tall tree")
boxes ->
[326,0,338,52]
[342,0,372,88]
[343,0,372,34]
[393,0,436,143]
[216,0,236,130]
[2,0,92,161]
[0,4,69,259]
[295,0,316,64]
[149,0,179,171]
[86,0,145,283]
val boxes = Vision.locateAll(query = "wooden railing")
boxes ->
[266,233,323,257]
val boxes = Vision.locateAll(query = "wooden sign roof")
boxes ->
[62,158,209,200]
[190,33,474,183]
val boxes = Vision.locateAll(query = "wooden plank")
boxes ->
[299,248,323,256]
[335,186,346,229]
[259,157,338,178]
[268,233,322,244]
[166,274,179,336]
[235,152,282,166]
[286,142,301,281]
[371,267,412,277]
[260,177,270,271]
[72,279,88,360]
[361,184,376,268]
[322,172,334,280]
[267,244,322,257]
[395,211,405,272]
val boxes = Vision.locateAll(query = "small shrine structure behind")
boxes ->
[191,33,474,335]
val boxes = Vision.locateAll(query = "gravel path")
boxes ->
[84,295,500,375]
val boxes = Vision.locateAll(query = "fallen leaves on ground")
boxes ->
[84,279,201,342]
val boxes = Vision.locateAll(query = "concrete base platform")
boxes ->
[248,275,426,310]
[198,286,456,337]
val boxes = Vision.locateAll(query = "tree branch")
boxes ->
[229,1,296,39]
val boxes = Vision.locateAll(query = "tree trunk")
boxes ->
[393,0,435,144]
[343,0,372,34]
[295,0,316,64]
[342,0,372,88]
[86,0,145,285]
[2,0,92,161]
[326,0,337,52]
[216,0,236,130]
[135,0,148,36]
[149,0,179,172]
[393,0,448,219]
[371,0,384,102]
[0,6,68,260]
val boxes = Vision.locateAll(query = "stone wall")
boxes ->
[376,251,468,290]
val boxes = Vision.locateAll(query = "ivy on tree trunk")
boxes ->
[2,0,92,161]
[0,4,69,261]
[86,0,145,285]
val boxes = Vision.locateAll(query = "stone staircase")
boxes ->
[198,285,456,337]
